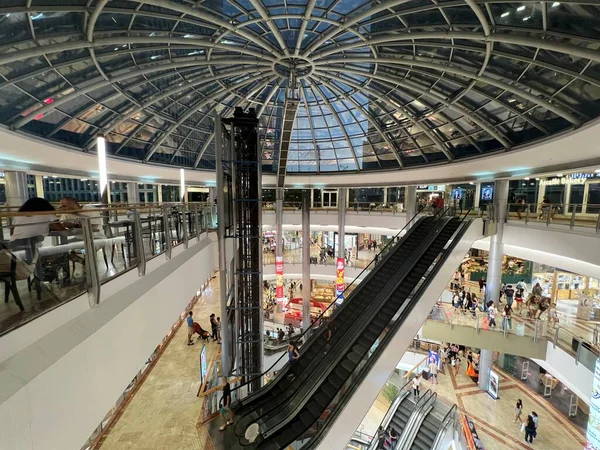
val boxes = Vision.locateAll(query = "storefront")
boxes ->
[461,249,532,284]
[449,183,476,209]
[416,184,446,208]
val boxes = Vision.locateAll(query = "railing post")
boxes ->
[132,210,146,277]
[162,206,172,259]
[505,202,509,223]
[546,207,551,226]
[553,325,559,349]
[476,310,480,333]
[525,206,530,224]
[503,320,508,337]
[82,218,101,307]
[596,213,600,234]
[533,320,539,342]
[194,205,200,242]
[575,341,581,365]
[181,205,189,249]
[594,326,599,346]
[570,206,577,229]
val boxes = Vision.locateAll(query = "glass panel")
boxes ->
[587,183,600,214]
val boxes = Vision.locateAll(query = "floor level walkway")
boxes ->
[96,277,222,450]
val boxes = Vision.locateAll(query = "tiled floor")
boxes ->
[97,277,221,450]
[432,361,587,450]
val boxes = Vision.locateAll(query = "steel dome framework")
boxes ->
[1,0,600,175]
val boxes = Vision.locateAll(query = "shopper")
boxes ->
[210,314,218,341]
[287,341,300,380]
[487,302,497,328]
[429,359,438,385]
[478,278,484,293]
[387,427,398,447]
[532,411,539,431]
[502,304,513,331]
[186,311,194,346]
[218,376,233,431]
[504,285,515,308]
[517,279,527,296]
[454,357,462,376]
[376,426,387,450]
[412,373,421,399]
[515,289,524,314]
[216,316,222,343]
[514,399,523,423]
[524,414,536,443]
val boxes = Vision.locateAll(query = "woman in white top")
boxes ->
[9,198,58,262]
[412,373,421,399]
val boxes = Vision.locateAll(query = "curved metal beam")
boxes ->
[315,57,582,126]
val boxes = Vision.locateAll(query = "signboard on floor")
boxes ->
[199,345,207,385]
[488,370,499,399]
[428,349,440,367]
[275,256,284,299]
[585,358,600,449]
[336,257,345,304]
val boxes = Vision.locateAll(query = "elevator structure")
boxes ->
[216,107,263,393]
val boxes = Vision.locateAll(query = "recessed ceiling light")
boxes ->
[501,12,510,17]
[517,5,526,11]
[552,2,560,7]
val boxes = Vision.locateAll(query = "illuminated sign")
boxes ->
[586,358,600,449]
[541,173,598,186]
[336,257,345,304]
[275,256,284,299]
[488,370,500,400]
[199,345,207,385]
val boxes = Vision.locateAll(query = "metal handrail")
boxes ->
[431,404,457,450]
[231,208,441,394]
[365,380,412,450]
[396,390,437,450]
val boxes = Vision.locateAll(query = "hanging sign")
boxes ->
[336,257,345,303]
[276,256,284,300]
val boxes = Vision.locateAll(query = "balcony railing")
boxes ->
[505,202,600,233]
[0,202,214,336]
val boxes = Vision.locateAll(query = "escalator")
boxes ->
[219,211,480,450]
[410,409,442,450]
[228,215,438,436]
[387,395,417,447]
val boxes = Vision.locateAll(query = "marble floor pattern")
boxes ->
[97,276,222,450]
[431,360,587,450]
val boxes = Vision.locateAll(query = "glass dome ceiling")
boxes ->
[1,1,600,175]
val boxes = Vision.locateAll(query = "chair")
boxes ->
[0,248,39,311]
[68,205,110,272]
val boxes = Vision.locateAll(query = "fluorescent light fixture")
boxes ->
[97,136,108,200]
[523,16,531,21]
[150,55,161,60]
[524,177,530,180]
[180,168,186,201]
[517,5,526,11]
[469,182,475,185]
[556,173,563,177]
[31,13,44,20]
[535,177,540,180]
[552,2,560,7]
[501,12,510,17]
[508,98,516,103]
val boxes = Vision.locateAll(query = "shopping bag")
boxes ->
[520,422,525,432]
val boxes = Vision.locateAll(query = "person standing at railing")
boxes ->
[538,196,552,221]
[504,285,515,308]
[516,198,525,219]
[502,304,513,331]
[487,302,497,328]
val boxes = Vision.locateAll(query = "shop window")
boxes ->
[587,183,600,214]
[545,184,565,204]
[570,184,585,212]
[509,179,538,207]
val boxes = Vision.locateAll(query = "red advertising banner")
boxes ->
[276,256,284,299]
[336,257,345,303]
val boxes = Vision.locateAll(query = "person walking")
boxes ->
[514,399,523,423]
[186,311,195,346]
[217,376,233,430]
[216,316,222,343]
[524,414,536,443]
[210,313,219,341]
[454,357,461,376]
[505,285,515,308]
[487,302,497,328]
[429,359,438,385]
[412,373,421,399]
[502,304,513,331]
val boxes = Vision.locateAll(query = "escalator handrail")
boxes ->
[366,380,412,450]
[301,212,474,450]
[232,208,446,394]
[259,216,455,438]
[396,391,438,450]
[431,404,458,450]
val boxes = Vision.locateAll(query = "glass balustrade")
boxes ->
[0,202,214,336]
[506,202,600,232]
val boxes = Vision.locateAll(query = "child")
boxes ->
[550,308,560,327]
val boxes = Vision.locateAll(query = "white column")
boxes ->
[4,171,28,207]
[337,188,346,258]
[34,175,44,199]
[405,185,417,220]
[126,182,140,204]
[383,187,388,205]
[302,190,311,333]
[97,136,108,204]
[478,349,494,391]
[485,180,509,307]
[474,182,481,209]
[179,168,186,203]
[157,184,163,203]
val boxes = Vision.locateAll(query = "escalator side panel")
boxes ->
[313,218,485,450]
